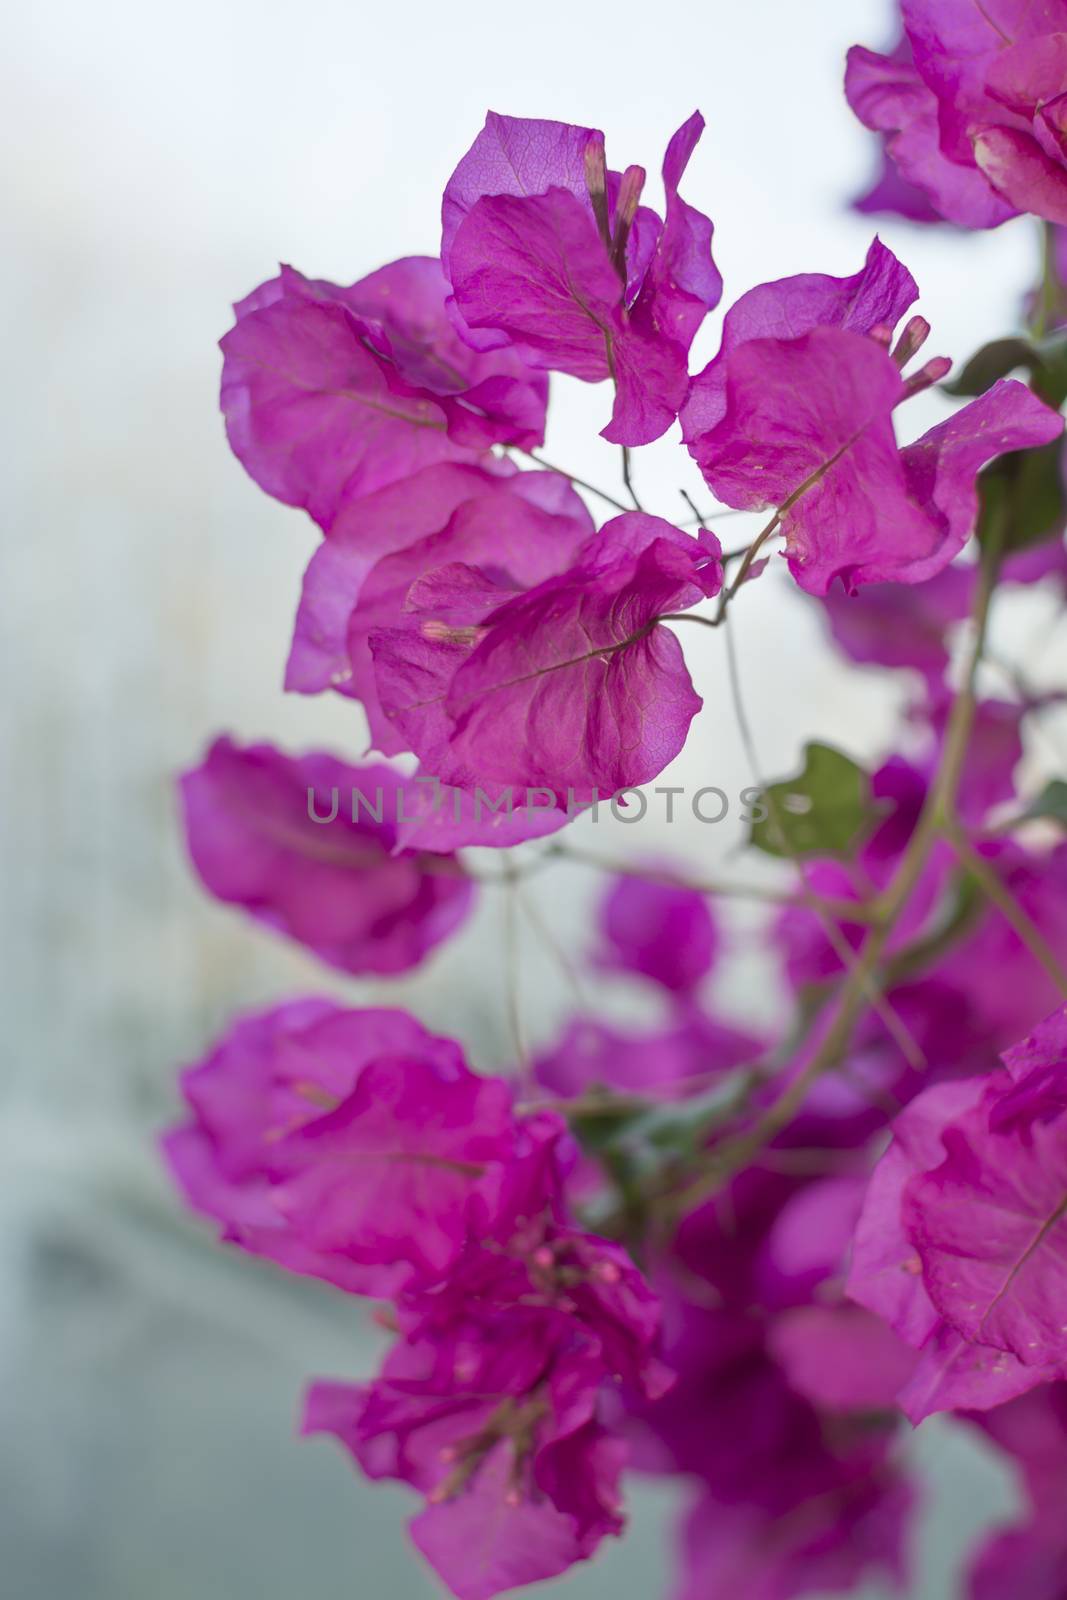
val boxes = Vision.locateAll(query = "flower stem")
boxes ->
[942,818,1067,998]
[544,839,881,920]
[663,536,1003,1213]
[621,446,643,511]
[518,448,629,513]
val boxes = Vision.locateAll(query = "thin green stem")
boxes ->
[664,537,1003,1214]
[721,613,923,1070]
[1031,221,1061,340]
[715,511,781,619]
[544,839,880,921]
[518,449,629,513]
[943,819,1067,997]
[621,446,643,511]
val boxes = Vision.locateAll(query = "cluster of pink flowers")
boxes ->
[166,1000,670,1597]
[166,11,1067,1597]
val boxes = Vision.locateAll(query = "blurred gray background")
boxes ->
[5,0,1066,1594]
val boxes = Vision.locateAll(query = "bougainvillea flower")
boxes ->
[757,1175,869,1310]
[847,1060,1067,1421]
[1003,1006,1067,1083]
[767,1303,920,1414]
[163,1000,518,1295]
[903,1024,1067,1370]
[286,462,591,711]
[966,1384,1067,1599]
[675,1478,913,1600]
[370,513,722,805]
[682,238,919,441]
[535,1013,759,1105]
[258,1054,521,1292]
[848,4,1067,227]
[305,1166,669,1598]
[687,324,1062,594]
[179,738,474,975]
[845,38,1019,227]
[285,461,517,700]
[441,112,721,445]
[969,1521,1067,1600]
[220,257,548,528]
[342,473,592,755]
[934,842,1067,1049]
[816,558,975,686]
[854,146,948,224]
[592,873,717,995]
[285,462,591,851]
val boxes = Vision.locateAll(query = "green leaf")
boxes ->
[945,333,1067,407]
[749,742,879,860]
[977,437,1066,556]
[1019,779,1067,829]
[944,338,1048,398]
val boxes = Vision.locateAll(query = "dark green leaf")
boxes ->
[1019,779,1067,829]
[945,338,1048,398]
[945,333,1067,407]
[750,742,879,860]
[976,438,1066,556]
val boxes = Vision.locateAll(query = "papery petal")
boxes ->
[436,547,706,803]
[904,1086,1067,1368]
[411,1443,611,1600]
[372,515,720,805]
[601,321,689,446]
[221,293,463,526]
[449,188,620,381]
[768,1303,919,1413]
[179,738,473,975]
[442,112,598,269]
[897,377,1064,574]
[220,260,546,528]
[631,112,723,351]
[854,148,947,223]
[271,1055,516,1283]
[346,474,592,752]
[285,461,512,698]
[1003,1007,1067,1083]
[847,1077,989,1345]
[693,327,1062,594]
[594,873,717,994]
[695,327,939,593]
[818,559,976,684]
[975,126,1067,225]
[683,238,917,441]
[163,1000,470,1295]
[896,1323,1054,1423]
[391,775,573,854]
[845,45,1017,228]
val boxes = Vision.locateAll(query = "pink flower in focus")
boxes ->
[220,258,548,528]
[305,1124,670,1599]
[441,112,722,445]
[163,1000,513,1296]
